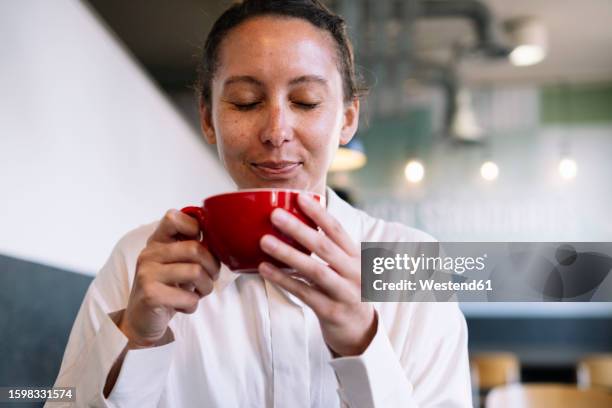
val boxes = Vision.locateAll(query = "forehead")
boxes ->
[215,15,341,84]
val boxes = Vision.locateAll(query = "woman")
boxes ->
[51,1,471,406]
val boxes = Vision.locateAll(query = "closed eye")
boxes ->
[233,102,261,111]
[293,102,320,110]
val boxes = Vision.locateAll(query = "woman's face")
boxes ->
[200,16,359,195]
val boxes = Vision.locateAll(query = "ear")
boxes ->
[339,98,360,145]
[199,101,217,145]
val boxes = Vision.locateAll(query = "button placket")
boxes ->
[264,279,310,408]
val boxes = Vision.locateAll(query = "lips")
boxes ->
[250,160,303,178]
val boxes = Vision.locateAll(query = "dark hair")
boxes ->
[196,0,367,109]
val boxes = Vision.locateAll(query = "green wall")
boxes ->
[541,82,612,124]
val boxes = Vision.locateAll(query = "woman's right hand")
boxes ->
[119,209,220,347]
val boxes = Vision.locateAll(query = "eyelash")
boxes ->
[232,102,320,111]
[294,102,320,110]
[234,102,260,111]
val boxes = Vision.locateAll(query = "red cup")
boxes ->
[181,189,324,273]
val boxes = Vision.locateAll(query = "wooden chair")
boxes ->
[486,384,612,408]
[577,354,612,390]
[471,352,520,389]
[471,352,520,408]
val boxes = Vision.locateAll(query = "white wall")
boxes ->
[0,0,234,275]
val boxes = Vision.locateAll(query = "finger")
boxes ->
[155,263,216,296]
[259,262,332,314]
[146,240,220,280]
[270,208,353,276]
[260,234,351,302]
[149,281,201,314]
[298,194,359,258]
[190,271,214,298]
[149,209,201,244]
[178,282,196,293]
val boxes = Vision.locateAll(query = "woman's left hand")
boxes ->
[258,193,376,357]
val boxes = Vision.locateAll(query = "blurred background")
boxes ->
[1,0,611,406]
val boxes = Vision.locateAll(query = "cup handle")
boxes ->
[180,206,207,244]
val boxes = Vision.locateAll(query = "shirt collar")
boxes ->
[214,187,363,302]
[325,186,362,244]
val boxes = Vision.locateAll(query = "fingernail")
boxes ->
[260,235,277,251]
[259,262,272,276]
[271,208,289,224]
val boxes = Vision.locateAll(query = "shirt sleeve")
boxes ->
[45,230,176,407]
[329,303,472,408]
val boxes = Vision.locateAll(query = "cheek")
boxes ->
[216,115,254,158]
[297,108,343,157]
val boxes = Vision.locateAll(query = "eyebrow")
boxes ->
[223,75,328,88]
[223,76,263,87]
[288,75,328,87]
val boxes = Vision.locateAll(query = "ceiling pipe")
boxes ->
[410,61,458,135]
[417,0,511,58]
[335,0,507,137]
[409,0,510,140]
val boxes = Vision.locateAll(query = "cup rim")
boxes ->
[204,188,324,203]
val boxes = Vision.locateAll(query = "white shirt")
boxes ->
[48,188,472,407]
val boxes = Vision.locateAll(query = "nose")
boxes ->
[260,102,293,147]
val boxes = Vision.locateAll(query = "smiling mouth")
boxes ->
[250,161,303,178]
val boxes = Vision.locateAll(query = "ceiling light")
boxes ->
[480,161,499,181]
[404,160,425,183]
[510,45,545,66]
[507,17,548,66]
[451,89,483,142]
[330,138,367,172]
[558,158,577,180]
